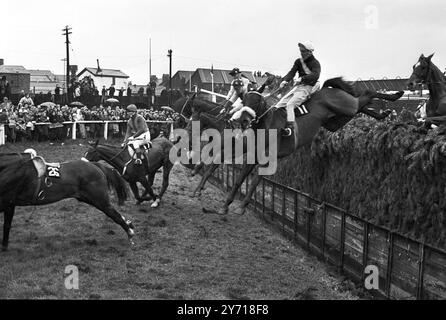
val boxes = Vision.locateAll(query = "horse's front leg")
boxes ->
[192,163,219,197]
[140,174,158,207]
[191,161,204,177]
[239,167,264,215]
[221,164,257,214]
[2,206,16,251]
[129,181,144,205]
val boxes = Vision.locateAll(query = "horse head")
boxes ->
[408,53,434,90]
[239,91,268,130]
[83,140,101,161]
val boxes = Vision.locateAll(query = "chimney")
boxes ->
[96,59,102,74]
[0,59,4,66]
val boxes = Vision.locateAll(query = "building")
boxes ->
[169,70,194,91]
[0,60,30,95]
[187,68,256,93]
[29,69,64,94]
[77,67,130,92]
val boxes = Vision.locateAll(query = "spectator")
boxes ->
[101,85,107,104]
[109,84,115,97]
[118,87,124,101]
[19,93,34,107]
[126,85,132,104]
[0,76,11,100]
[55,85,61,104]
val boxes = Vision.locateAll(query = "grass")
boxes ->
[0,140,358,299]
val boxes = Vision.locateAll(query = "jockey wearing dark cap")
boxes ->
[124,104,151,164]
[276,42,321,137]
[223,68,251,111]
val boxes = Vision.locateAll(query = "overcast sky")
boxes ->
[2,0,445,84]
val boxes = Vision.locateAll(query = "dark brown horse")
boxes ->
[408,54,446,117]
[0,152,134,251]
[84,136,176,208]
[198,77,404,214]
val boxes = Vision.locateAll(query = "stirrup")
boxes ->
[281,127,293,137]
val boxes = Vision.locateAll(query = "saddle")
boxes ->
[31,156,61,202]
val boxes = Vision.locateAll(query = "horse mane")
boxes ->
[322,77,359,97]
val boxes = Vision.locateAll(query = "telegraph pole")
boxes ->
[167,49,172,106]
[149,38,152,83]
[62,26,72,103]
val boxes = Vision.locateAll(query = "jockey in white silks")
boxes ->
[276,42,321,137]
[221,67,252,120]
[123,104,151,164]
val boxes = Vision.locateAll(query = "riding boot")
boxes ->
[281,121,294,137]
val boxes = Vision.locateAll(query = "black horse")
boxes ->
[84,136,177,207]
[0,152,134,251]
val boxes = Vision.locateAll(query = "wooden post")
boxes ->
[362,222,370,283]
[0,124,4,145]
[385,232,394,298]
[104,121,109,140]
[282,188,286,234]
[321,203,327,259]
[72,122,76,140]
[416,243,426,299]
[271,182,275,221]
[294,192,298,242]
[339,211,346,273]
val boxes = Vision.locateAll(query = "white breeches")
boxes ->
[275,83,320,122]
[127,131,151,157]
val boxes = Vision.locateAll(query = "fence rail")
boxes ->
[207,164,446,300]
[0,120,174,145]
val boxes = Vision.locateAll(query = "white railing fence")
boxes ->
[0,120,174,145]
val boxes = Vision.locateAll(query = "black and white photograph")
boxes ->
[1,0,445,307]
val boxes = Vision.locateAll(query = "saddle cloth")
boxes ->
[31,156,62,202]
[32,156,61,178]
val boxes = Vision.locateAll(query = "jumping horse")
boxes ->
[408,53,446,118]
[189,77,404,214]
[0,152,134,251]
[84,136,177,207]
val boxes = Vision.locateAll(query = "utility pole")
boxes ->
[167,49,172,106]
[62,26,72,103]
[149,38,152,83]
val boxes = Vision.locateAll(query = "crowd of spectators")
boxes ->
[0,96,179,143]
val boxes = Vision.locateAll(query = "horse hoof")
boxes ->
[151,199,160,208]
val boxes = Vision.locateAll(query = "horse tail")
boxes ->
[92,162,128,205]
[322,77,359,97]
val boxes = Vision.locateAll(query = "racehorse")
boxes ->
[172,95,232,194]
[0,152,134,251]
[408,53,446,117]
[191,77,404,214]
[84,136,177,207]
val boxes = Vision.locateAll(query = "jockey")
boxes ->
[276,42,321,137]
[223,68,251,112]
[124,104,151,164]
